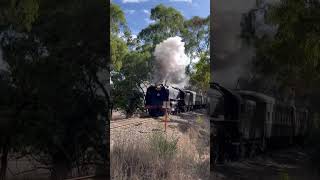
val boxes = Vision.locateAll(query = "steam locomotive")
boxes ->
[208,82,310,162]
[145,84,208,117]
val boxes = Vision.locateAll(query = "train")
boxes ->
[208,82,310,162]
[145,84,208,117]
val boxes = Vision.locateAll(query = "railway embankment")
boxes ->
[110,109,210,180]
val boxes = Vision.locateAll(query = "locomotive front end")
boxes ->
[208,82,242,163]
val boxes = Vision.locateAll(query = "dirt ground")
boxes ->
[111,110,320,180]
[110,109,211,179]
[212,147,320,180]
[111,109,210,161]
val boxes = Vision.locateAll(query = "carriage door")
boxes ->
[263,103,273,148]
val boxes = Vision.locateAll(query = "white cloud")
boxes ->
[117,31,127,41]
[169,0,192,3]
[110,77,113,85]
[192,56,200,63]
[144,18,155,24]
[142,9,150,15]
[188,52,200,64]
[124,9,136,14]
[122,0,148,3]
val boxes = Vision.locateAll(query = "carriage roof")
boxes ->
[237,90,275,104]
[184,90,196,94]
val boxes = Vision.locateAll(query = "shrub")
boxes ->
[149,132,179,158]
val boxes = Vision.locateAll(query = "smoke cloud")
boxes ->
[211,0,256,88]
[211,0,278,89]
[153,36,189,88]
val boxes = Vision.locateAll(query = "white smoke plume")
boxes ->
[211,0,277,89]
[153,36,189,88]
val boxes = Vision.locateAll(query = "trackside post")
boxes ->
[163,101,170,132]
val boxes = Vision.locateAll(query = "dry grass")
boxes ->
[111,130,209,180]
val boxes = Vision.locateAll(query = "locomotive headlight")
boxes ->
[171,101,177,105]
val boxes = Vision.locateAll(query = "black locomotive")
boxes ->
[208,82,310,163]
[145,84,207,117]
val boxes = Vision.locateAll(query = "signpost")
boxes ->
[162,101,170,132]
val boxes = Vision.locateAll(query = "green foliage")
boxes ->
[242,0,320,97]
[183,16,209,92]
[111,34,128,71]
[110,3,127,35]
[149,132,178,158]
[138,4,185,46]
[110,3,130,72]
[190,51,210,93]
[0,0,108,178]
[112,51,151,116]
[279,170,289,180]
[0,0,40,31]
[183,16,210,57]
[16,0,39,31]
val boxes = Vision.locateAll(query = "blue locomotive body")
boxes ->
[145,85,169,117]
[145,84,208,117]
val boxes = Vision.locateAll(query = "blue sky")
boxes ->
[112,0,210,36]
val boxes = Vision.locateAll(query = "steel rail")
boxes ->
[110,119,154,130]
[64,175,97,180]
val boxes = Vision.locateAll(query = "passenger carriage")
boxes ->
[208,82,310,162]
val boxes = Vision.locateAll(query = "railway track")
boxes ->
[110,118,156,130]
[110,110,208,130]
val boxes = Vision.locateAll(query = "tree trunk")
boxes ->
[110,103,113,118]
[50,152,70,180]
[0,138,9,180]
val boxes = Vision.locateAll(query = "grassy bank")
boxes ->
[111,130,209,180]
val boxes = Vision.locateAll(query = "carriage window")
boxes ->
[241,104,245,113]
[285,110,287,125]
[213,97,224,118]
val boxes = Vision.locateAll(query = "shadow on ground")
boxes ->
[211,147,320,180]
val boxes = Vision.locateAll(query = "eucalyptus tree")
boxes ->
[110,3,129,71]
[0,0,108,179]
[184,16,210,93]
[183,16,210,59]
[138,4,185,47]
[0,1,40,179]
